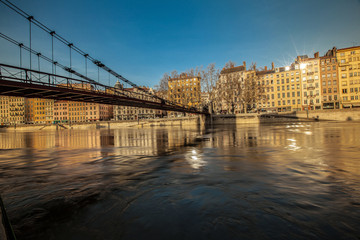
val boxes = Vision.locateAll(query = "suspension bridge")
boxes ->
[0,0,205,114]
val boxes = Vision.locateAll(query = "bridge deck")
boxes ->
[0,63,205,114]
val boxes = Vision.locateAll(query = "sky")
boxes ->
[1,0,360,88]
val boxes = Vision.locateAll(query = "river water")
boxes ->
[0,122,360,240]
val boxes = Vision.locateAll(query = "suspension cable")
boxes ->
[0,0,178,106]
[0,32,130,97]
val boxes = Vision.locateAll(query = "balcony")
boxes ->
[307,86,315,90]
[307,72,314,75]
[307,79,314,83]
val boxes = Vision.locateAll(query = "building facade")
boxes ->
[214,63,247,113]
[0,96,26,125]
[337,46,360,108]
[113,81,161,120]
[296,53,322,110]
[25,98,54,124]
[53,100,69,123]
[168,74,201,109]
[320,47,340,109]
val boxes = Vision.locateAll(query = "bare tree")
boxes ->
[224,60,236,69]
[238,67,266,113]
[200,63,219,111]
[170,70,179,78]
[214,71,242,114]
[154,72,170,99]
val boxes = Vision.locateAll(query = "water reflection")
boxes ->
[185,149,206,170]
[0,122,359,240]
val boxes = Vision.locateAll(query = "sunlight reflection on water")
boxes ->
[0,122,360,240]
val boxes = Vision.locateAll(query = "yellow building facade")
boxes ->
[336,46,360,108]
[25,98,54,124]
[168,75,201,108]
[320,47,340,109]
[273,66,302,112]
[0,96,25,124]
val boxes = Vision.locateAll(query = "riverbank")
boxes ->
[1,116,203,131]
[210,108,360,125]
[2,108,360,131]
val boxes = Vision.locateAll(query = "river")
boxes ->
[0,122,360,240]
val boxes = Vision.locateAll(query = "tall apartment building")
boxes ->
[113,81,161,120]
[296,53,322,110]
[60,83,113,122]
[0,96,25,124]
[320,47,340,109]
[168,74,201,109]
[25,98,54,124]
[214,62,247,113]
[53,100,68,123]
[273,65,302,112]
[258,63,302,112]
[336,46,360,108]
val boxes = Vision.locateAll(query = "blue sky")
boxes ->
[1,0,360,88]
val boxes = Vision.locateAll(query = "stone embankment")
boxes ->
[2,116,204,131]
[209,108,360,124]
[2,109,359,131]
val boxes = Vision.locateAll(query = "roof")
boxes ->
[337,45,360,52]
[169,76,201,81]
[220,65,245,74]
[256,70,275,76]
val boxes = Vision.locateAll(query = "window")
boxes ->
[342,89,347,94]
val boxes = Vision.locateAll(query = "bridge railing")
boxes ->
[0,63,161,102]
[0,63,206,114]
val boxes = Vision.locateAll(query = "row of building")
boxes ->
[212,45,360,113]
[0,82,162,125]
[1,45,359,124]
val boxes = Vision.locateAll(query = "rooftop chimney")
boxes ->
[243,61,246,70]
[271,62,274,70]
[265,66,267,71]
[314,52,319,58]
